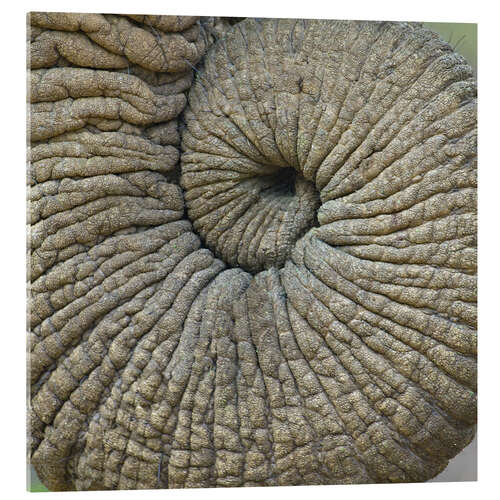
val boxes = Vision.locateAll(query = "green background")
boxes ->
[424,22,477,74]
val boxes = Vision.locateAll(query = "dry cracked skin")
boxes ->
[27,14,477,491]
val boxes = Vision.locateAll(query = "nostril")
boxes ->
[181,160,321,273]
[258,167,298,197]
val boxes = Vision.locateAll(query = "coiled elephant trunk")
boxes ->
[28,14,477,491]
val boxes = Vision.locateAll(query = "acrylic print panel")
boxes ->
[27,12,477,492]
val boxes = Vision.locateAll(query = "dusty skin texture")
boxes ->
[28,15,477,491]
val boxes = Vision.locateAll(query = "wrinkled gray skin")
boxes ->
[28,14,477,491]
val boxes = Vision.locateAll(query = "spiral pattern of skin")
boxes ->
[28,15,477,490]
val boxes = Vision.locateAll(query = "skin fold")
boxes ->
[28,14,477,491]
